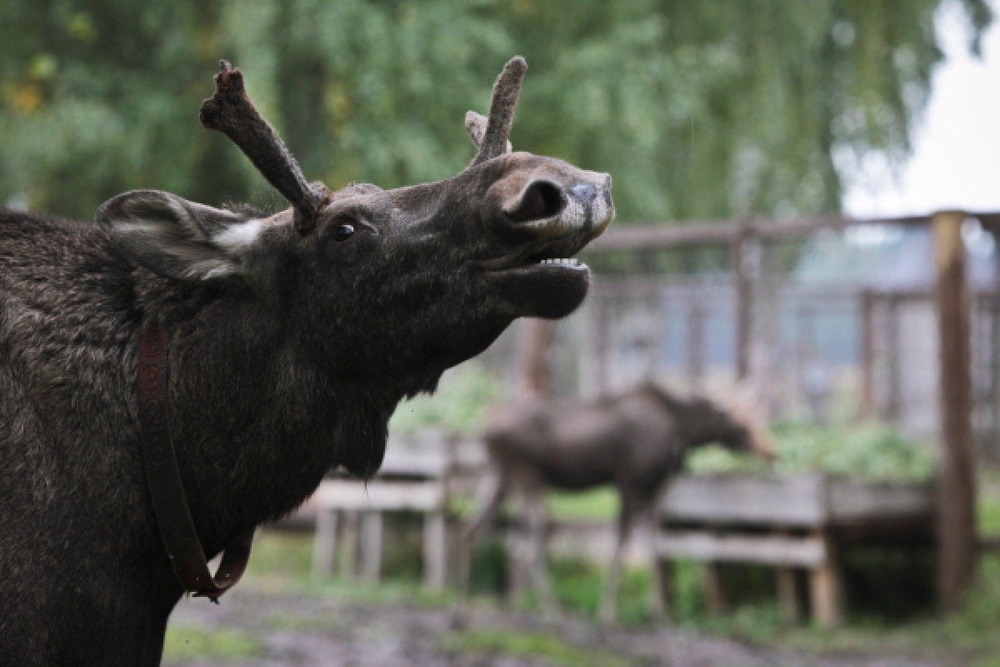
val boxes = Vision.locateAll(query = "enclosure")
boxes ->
[484,211,1000,438]
[157,208,1000,665]
[472,208,994,614]
[300,208,995,623]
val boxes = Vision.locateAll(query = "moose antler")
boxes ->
[199,61,329,235]
[468,56,527,167]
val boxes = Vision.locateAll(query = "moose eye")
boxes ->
[332,221,356,242]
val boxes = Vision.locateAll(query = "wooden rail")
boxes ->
[307,433,485,591]
[656,474,936,626]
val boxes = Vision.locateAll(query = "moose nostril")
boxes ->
[507,181,565,223]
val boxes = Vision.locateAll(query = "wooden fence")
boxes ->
[580,209,997,611]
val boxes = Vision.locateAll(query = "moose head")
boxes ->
[98,58,612,405]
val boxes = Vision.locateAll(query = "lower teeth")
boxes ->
[539,258,578,267]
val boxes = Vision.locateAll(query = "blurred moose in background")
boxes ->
[0,57,613,666]
[463,382,774,623]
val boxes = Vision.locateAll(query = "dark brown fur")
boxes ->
[464,383,773,622]
[0,59,612,665]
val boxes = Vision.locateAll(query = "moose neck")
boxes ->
[678,398,744,450]
[640,386,741,451]
[146,281,403,556]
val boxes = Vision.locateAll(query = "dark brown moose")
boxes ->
[463,383,773,623]
[0,57,612,665]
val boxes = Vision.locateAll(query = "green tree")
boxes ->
[0,0,991,221]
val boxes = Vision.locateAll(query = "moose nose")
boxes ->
[570,183,597,207]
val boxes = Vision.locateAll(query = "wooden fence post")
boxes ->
[518,318,557,398]
[733,226,757,381]
[586,289,611,396]
[933,210,978,612]
[859,290,876,420]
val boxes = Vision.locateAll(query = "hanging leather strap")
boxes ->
[138,318,254,602]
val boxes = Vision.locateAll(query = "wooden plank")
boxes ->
[662,474,934,528]
[703,563,728,615]
[776,568,803,621]
[828,479,935,524]
[313,479,445,512]
[380,432,451,477]
[933,210,979,611]
[584,213,930,253]
[380,434,487,477]
[423,510,447,591]
[311,509,338,579]
[809,531,843,627]
[656,530,828,567]
[662,474,828,527]
[360,512,383,583]
[859,290,876,420]
[733,230,755,381]
[378,451,450,478]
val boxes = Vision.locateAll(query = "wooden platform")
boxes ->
[306,431,485,590]
[301,431,935,626]
[657,473,936,626]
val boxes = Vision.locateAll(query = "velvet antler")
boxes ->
[468,56,527,167]
[199,61,330,235]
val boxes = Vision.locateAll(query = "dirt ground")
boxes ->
[164,587,951,667]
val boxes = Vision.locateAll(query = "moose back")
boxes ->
[0,58,612,665]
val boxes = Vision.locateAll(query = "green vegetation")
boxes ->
[389,362,505,436]
[546,487,619,522]
[0,1,990,223]
[217,491,1000,665]
[163,625,261,661]
[978,467,1000,536]
[687,420,937,482]
[443,629,629,667]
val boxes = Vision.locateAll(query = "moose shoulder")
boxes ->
[0,58,612,665]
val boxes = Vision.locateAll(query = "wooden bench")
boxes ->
[308,431,485,590]
[656,473,936,626]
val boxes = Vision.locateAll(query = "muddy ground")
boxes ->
[165,587,952,667]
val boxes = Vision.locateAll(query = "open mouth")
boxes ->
[479,248,591,274]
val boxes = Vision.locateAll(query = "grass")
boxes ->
[163,626,261,661]
[443,629,629,667]
[170,528,1000,666]
[546,487,618,521]
[164,462,1000,665]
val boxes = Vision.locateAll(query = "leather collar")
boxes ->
[137,318,254,602]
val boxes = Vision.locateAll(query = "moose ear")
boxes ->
[97,189,262,282]
[464,111,512,154]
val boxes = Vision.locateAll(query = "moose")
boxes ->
[462,383,774,623]
[0,57,612,665]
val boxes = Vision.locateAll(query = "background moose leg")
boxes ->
[641,503,669,620]
[522,487,559,612]
[463,472,505,588]
[599,491,641,624]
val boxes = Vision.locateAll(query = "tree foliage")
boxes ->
[0,0,991,221]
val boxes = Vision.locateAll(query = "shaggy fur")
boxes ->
[0,61,612,665]
[463,383,774,623]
